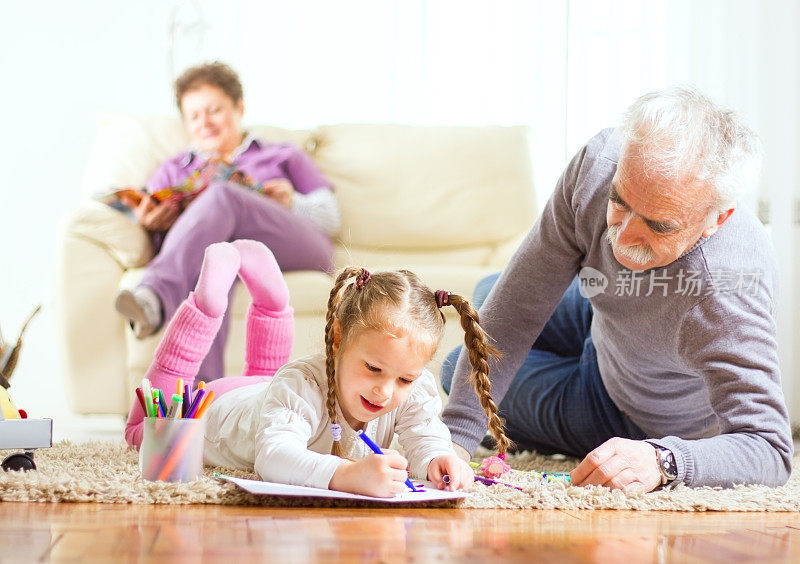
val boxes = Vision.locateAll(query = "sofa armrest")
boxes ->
[64,201,154,269]
[57,201,154,415]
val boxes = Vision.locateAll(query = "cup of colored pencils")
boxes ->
[137,378,213,482]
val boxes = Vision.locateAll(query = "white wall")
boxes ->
[1,0,798,422]
[0,1,175,419]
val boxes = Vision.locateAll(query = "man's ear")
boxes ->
[332,319,342,355]
[702,207,735,237]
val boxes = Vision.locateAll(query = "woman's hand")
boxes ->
[328,449,410,498]
[120,193,180,232]
[427,455,475,491]
[260,178,294,209]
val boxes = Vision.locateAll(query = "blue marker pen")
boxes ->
[357,430,418,492]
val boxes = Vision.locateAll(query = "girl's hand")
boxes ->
[329,449,410,498]
[427,455,475,491]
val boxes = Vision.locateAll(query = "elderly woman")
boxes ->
[115,61,338,384]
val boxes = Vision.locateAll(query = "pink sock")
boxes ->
[232,239,289,312]
[194,242,241,318]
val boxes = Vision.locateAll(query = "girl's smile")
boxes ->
[360,396,385,412]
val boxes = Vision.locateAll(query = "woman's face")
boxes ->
[180,84,244,158]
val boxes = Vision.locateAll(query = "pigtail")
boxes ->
[325,267,362,457]
[442,293,512,457]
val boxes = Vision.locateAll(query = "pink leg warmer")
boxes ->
[124,293,222,448]
[243,304,294,376]
[202,302,293,396]
[231,239,294,376]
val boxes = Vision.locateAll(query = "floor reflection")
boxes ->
[2,503,798,562]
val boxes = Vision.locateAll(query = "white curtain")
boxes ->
[565,0,800,420]
[758,1,800,422]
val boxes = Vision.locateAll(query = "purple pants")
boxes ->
[140,181,334,383]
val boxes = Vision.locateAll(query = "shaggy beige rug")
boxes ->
[1,441,798,511]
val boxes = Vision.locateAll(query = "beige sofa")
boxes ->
[57,114,537,416]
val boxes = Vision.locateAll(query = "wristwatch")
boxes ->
[650,443,677,485]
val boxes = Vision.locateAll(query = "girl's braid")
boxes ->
[447,294,512,456]
[324,266,362,457]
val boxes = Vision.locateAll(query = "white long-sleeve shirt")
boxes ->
[203,353,456,489]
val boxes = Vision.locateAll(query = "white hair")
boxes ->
[615,86,762,211]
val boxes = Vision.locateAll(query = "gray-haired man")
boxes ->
[442,87,792,492]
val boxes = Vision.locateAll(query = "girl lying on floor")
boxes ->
[124,240,510,497]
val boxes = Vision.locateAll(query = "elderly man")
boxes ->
[441,86,792,492]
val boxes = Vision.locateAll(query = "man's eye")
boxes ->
[648,222,677,235]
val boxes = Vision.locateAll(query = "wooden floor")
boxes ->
[3,502,799,563]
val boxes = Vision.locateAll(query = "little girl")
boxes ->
[125,240,510,497]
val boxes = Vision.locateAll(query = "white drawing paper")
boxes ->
[216,474,468,503]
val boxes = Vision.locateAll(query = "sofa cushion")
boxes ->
[313,124,536,252]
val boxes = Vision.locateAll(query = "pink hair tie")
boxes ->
[480,455,511,479]
[355,269,371,290]
[435,290,451,308]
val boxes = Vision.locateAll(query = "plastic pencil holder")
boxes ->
[139,417,205,482]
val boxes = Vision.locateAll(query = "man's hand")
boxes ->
[328,449,410,498]
[570,437,662,493]
[120,193,180,232]
[427,455,474,491]
[260,178,294,209]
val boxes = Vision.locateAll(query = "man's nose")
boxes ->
[616,212,645,246]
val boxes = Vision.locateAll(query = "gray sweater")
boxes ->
[442,129,793,488]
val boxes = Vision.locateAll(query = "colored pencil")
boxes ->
[135,387,147,414]
[474,475,524,491]
[186,389,206,419]
[192,391,215,419]
[183,384,191,417]
[357,430,418,492]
